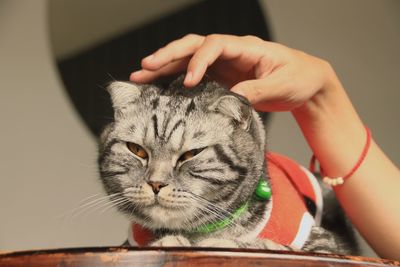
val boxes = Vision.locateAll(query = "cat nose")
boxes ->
[147,181,168,195]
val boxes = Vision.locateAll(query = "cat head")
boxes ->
[98,77,266,230]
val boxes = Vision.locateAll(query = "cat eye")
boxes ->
[127,142,148,159]
[178,148,205,162]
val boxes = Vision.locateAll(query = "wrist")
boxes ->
[291,63,367,181]
[292,61,343,122]
[292,61,364,135]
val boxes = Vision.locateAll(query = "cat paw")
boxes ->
[260,239,293,251]
[150,235,191,247]
[302,226,341,254]
[195,238,240,248]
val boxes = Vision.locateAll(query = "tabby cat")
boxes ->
[98,77,357,254]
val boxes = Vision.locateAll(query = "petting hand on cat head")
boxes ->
[130,34,336,112]
[131,34,400,260]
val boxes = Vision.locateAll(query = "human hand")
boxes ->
[130,34,336,112]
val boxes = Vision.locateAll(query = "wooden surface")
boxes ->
[0,247,399,267]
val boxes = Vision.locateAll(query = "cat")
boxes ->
[98,76,358,254]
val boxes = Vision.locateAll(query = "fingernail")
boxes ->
[144,54,154,62]
[130,70,142,80]
[184,72,193,85]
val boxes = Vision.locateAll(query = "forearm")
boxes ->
[292,64,400,260]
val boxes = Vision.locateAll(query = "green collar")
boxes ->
[191,201,249,234]
[190,177,271,234]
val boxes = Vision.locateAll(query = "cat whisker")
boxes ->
[107,72,117,81]
[191,202,243,231]
[126,202,145,222]
[189,194,246,230]
[127,204,139,221]
[60,192,123,219]
[196,203,236,224]
[99,197,132,214]
[189,194,235,216]
[85,196,127,215]
[74,193,122,213]
[78,193,104,204]
[188,194,244,230]
[188,195,231,216]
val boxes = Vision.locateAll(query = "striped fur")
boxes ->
[98,77,357,254]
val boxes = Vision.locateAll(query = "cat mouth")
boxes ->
[151,196,189,210]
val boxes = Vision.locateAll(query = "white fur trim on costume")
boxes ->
[300,166,323,226]
[291,212,315,249]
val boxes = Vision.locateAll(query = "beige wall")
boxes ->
[261,0,400,168]
[0,0,126,250]
[0,0,398,256]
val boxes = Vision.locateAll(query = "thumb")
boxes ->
[231,76,283,107]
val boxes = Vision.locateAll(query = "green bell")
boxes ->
[254,179,271,201]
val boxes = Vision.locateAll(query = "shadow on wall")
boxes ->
[49,0,272,137]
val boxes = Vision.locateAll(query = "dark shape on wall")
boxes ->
[57,0,272,137]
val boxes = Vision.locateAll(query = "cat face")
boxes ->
[98,79,266,230]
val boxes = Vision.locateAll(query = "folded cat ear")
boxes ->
[107,81,141,119]
[209,95,252,130]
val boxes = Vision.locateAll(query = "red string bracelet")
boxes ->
[309,127,372,186]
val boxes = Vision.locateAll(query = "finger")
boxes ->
[141,34,205,70]
[184,35,243,87]
[130,57,190,83]
[230,75,286,110]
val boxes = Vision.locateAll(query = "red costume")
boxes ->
[129,153,322,249]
